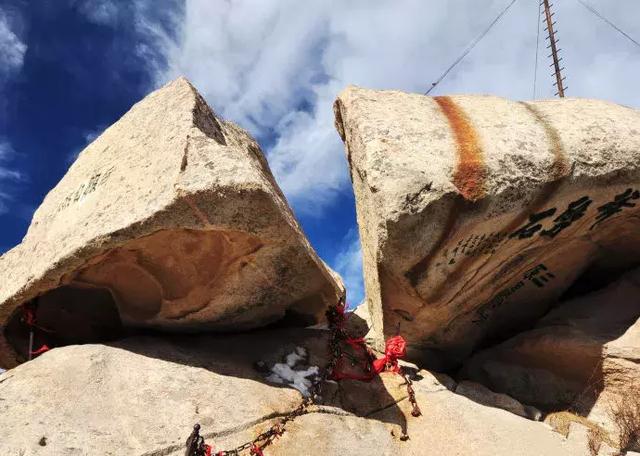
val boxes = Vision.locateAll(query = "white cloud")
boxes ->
[0,140,24,215]
[130,0,640,299]
[77,0,119,26]
[0,168,21,181]
[156,0,347,212]
[0,8,26,215]
[267,81,350,212]
[0,7,26,78]
[145,0,640,215]
[0,140,23,179]
[332,228,364,308]
[75,0,182,78]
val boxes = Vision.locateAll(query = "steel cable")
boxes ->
[425,0,520,95]
[576,0,640,50]
[533,0,542,99]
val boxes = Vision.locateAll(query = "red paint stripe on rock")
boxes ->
[434,96,487,201]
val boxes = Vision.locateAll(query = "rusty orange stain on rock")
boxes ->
[413,101,570,304]
[434,96,487,201]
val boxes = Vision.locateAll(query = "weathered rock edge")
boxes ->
[0,77,342,368]
[334,86,640,367]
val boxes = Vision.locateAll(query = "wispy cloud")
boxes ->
[0,8,26,216]
[75,0,181,74]
[82,0,640,300]
[77,0,120,26]
[0,7,26,79]
[0,139,25,215]
[139,0,640,215]
[0,140,23,178]
[0,168,22,181]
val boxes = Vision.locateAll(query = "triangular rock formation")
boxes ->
[0,77,342,368]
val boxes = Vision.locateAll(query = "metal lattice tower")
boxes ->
[542,0,567,97]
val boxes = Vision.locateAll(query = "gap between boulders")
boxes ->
[451,264,640,426]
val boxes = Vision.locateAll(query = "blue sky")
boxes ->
[1,0,639,307]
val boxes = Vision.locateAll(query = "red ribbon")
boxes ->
[344,337,365,349]
[31,345,50,356]
[333,301,347,329]
[23,305,37,327]
[204,444,212,456]
[22,303,53,333]
[372,336,407,374]
[331,335,408,381]
[328,299,409,382]
[250,445,264,456]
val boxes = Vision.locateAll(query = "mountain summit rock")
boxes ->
[334,87,640,368]
[0,77,342,368]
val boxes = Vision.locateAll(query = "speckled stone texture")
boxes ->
[334,86,640,368]
[0,330,593,456]
[0,77,342,368]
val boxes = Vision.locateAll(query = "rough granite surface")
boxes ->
[0,78,342,368]
[334,86,640,367]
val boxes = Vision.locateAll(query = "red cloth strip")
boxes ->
[372,336,407,374]
[31,345,50,356]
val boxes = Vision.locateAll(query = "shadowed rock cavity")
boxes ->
[4,286,123,360]
[0,77,343,367]
[458,267,640,417]
[4,227,336,360]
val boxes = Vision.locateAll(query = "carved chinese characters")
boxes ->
[335,87,640,367]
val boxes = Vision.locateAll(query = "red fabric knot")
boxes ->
[250,444,264,456]
[330,368,374,382]
[204,444,212,456]
[23,305,37,327]
[22,303,54,334]
[31,345,50,356]
[334,300,347,328]
[344,337,366,350]
[372,335,406,374]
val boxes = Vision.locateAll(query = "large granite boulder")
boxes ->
[461,268,640,425]
[0,77,341,368]
[334,86,640,367]
[0,330,596,456]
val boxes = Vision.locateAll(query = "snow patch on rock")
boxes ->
[265,346,320,397]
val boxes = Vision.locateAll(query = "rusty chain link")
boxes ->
[188,300,420,456]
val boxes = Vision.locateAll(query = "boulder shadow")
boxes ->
[103,312,411,440]
[455,265,640,422]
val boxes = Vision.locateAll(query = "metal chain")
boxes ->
[404,374,422,418]
[188,301,420,456]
